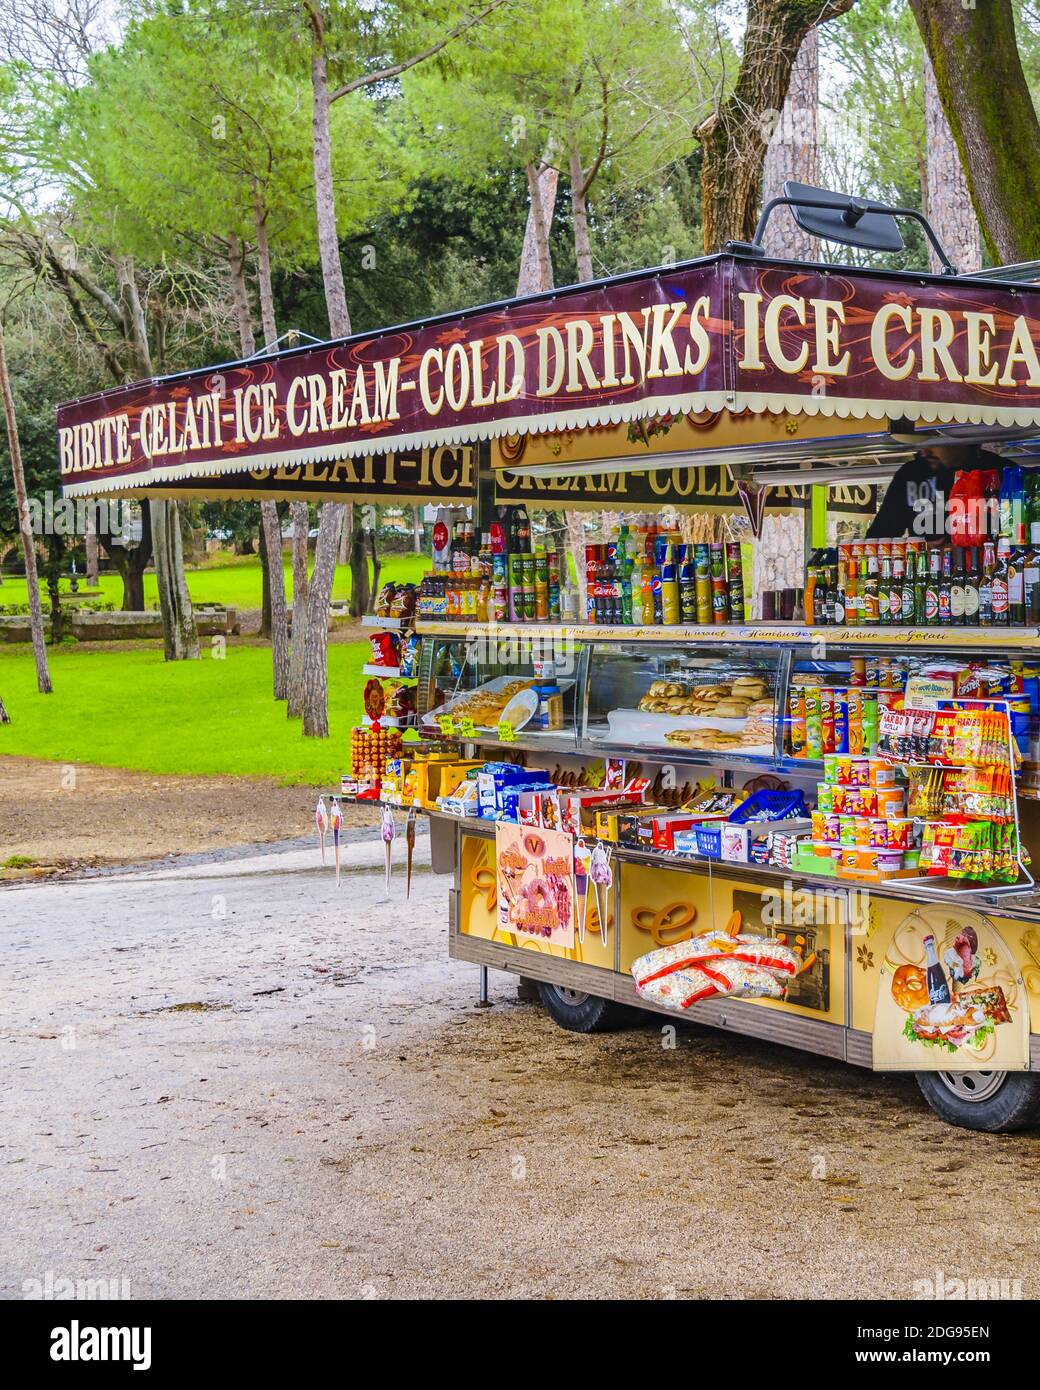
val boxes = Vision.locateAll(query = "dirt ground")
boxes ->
[3,834,1040,1301]
[0,756,378,877]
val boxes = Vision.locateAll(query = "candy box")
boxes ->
[501,781,556,823]
[722,819,812,863]
[616,809,666,849]
[438,780,480,817]
[517,787,562,830]
[560,787,643,835]
[651,813,699,852]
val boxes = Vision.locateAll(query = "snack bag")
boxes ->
[369,631,401,667]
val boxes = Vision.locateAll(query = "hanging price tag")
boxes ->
[437,714,457,737]
[497,720,517,743]
[457,717,478,739]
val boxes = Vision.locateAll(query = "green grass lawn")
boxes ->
[0,641,371,784]
[0,551,428,611]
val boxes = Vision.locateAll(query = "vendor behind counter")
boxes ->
[866,445,1002,542]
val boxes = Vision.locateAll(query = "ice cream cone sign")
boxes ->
[589,842,613,948]
[329,797,343,885]
[573,837,593,943]
[315,796,329,864]
[381,804,396,895]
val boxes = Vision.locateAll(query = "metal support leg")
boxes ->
[477,965,490,1007]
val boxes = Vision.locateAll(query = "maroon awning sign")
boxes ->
[58,254,1040,497]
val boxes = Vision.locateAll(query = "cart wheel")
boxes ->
[536,981,641,1033]
[915,1069,1040,1132]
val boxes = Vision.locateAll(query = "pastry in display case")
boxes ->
[419,640,578,743]
[582,642,782,758]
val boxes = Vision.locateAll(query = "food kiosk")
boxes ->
[57,188,1040,1133]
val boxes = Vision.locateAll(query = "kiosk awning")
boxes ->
[58,252,1040,499]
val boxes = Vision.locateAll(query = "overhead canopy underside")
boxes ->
[57,252,1040,503]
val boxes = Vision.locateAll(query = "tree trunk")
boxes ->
[0,323,51,693]
[227,232,256,356]
[307,4,351,340]
[286,501,310,716]
[516,147,558,295]
[260,497,288,694]
[412,505,422,551]
[301,2,351,736]
[109,515,151,612]
[521,159,556,295]
[84,508,99,586]
[909,0,1040,264]
[116,257,199,659]
[234,223,288,696]
[252,188,279,349]
[367,528,381,615]
[46,566,62,645]
[348,511,371,619]
[301,502,344,738]
[151,498,200,660]
[695,0,853,252]
[568,148,594,282]
[760,29,819,259]
[259,502,288,698]
[923,52,982,274]
[257,511,272,639]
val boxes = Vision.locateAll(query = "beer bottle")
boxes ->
[950,547,965,626]
[924,545,941,625]
[1009,545,1025,626]
[889,545,905,625]
[844,545,859,625]
[1028,472,1040,547]
[878,554,891,625]
[1023,542,1040,625]
[902,543,918,625]
[991,539,1010,626]
[979,541,995,625]
[962,546,980,625]
[938,544,952,625]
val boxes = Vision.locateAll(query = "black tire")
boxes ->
[535,981,640,1033]
[915,1069,1040,1132]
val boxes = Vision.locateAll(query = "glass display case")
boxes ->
[581,641,786,763]
[417,631,581,749]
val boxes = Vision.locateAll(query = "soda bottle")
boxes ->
[678,544,697,624]
[923,934,952,1006]
[661,544,679,625]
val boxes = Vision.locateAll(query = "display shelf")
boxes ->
[416,620,1040,649]
[426,808,1040,915]
[361,614,412,630]
[361,663,417,679]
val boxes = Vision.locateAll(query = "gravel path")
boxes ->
[3,835,1039,1301]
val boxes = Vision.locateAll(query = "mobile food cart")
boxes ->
[58,188,1040,1132]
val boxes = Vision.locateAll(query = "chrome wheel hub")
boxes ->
[936,1070,1006,1103]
